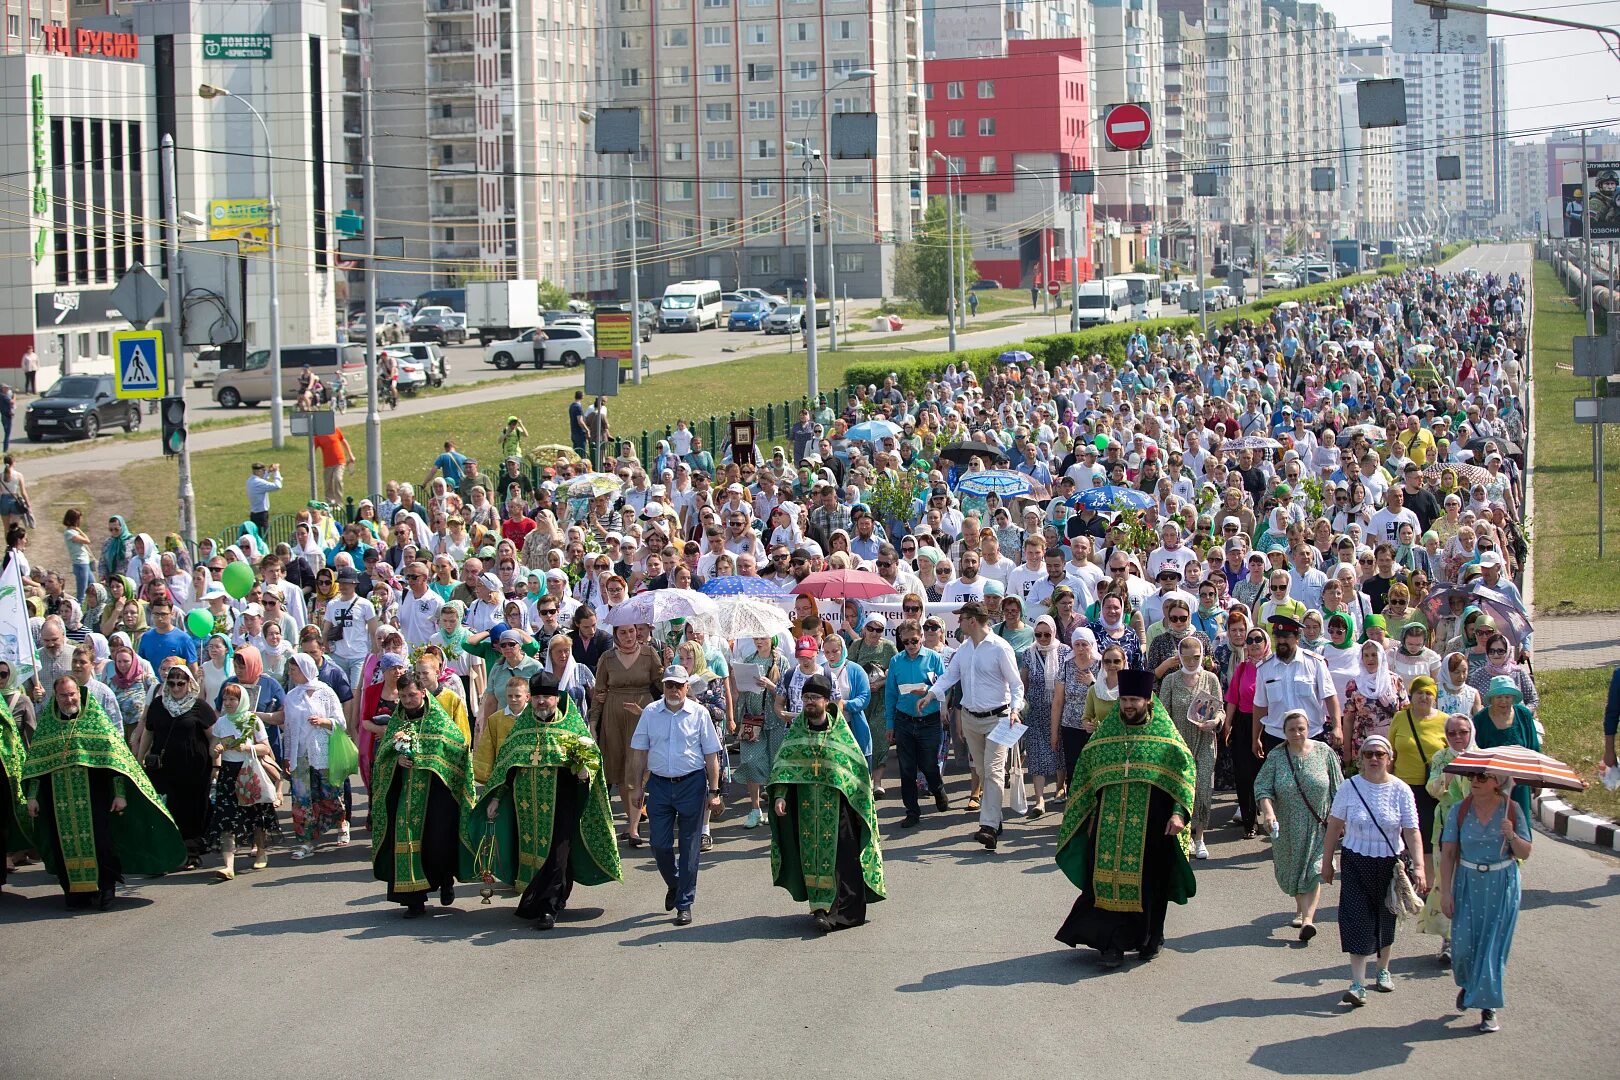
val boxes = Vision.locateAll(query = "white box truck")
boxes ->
[466,280,543,345]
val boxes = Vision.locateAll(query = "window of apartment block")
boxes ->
[665,180,694,200]
[978,117,995,136]
[924,83,934,100]
[5,14,18,35]
[705,139,735,160]
[749,215,780,235]
[831,95,860,114]
[947,119,965,138]
[747,62,775,83]
[747,24,771,44]
[789,22,812,42]
[709,181,736,198]
[977,80,995,98]
[707,217,735,237]
[788,99,815,120]
[747,99,777,121]
[834,20,855,40]
[979,155,995,175]
[837,252,864,273]
[753,139,777,159]
[790,60,818,82]
[620,68,641,87]
[665,65,691,85]
[663,27,688,47]
[985,194,998,212]
[708,64,733,84]
[831,58,861,77]
[664,142,691,162]
[669,104,691,124]
[925,120,934,139]
[702,0,729,7]
[704,25,732,45]
[750,254,778,275]
[946,81,963,99]
[837,176,862,195]
[707,102,733,122]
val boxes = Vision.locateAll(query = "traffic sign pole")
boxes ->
[162,135,197,549]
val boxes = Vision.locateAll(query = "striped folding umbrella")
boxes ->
[699,575,785,598]
[954,469,1031,498]
[1442,746,1587,791]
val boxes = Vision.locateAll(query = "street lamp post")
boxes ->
[1016,163,1057,314]
[790,68,874,401]
[199,83,283,449]
[932,150,960,353]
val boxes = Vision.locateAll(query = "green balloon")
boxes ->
[185,607,215,639]
[1094,434,1108,451]
[221,561,255,600]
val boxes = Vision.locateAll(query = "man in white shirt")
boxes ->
[1064,536,1105,610]
[1367,484,1420,547]
[976,531,1017,589]
[396,560,445,646]
[924,601,1025,850]
[1005,535,1049,610]
[942,550,988,604]
[323,568,378,687]
[1252,613,1340,756]
[1145,523,1200,581]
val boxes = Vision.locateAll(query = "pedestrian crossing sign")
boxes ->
[113,329,165,399]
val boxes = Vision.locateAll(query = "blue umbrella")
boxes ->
[998,350,1034,365]
[954,469,1032,498]
[699,575,786,598]
[1071,485,1155,512]
[845,419,903,444]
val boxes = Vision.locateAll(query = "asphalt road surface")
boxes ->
[2,762,1613,1079]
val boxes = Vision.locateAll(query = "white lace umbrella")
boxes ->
[601,588,718,627]
[712,597,794,642]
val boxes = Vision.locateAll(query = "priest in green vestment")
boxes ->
[768,673,885,932]
[1055,667,1197,968]
[22,676,185,909]
[2,690,33,892]
[460,671,621,930]
[371,672,474,918]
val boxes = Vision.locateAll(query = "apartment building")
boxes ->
[603,0,923,299]
[3,0,66,47]
[1091,0,1166,272]
[923,1,1082,62]
[1396,37,1506,229]
[1161,6,1207,267]
[922,37,1094,288]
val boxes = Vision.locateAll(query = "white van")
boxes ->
[659,279,724,332]
[1073,280,1129,327]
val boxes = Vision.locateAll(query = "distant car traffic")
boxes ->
[969,279,1003,291]
[735,288,784,308]
[409,309,467,345]
[762,304,805,334]
[483,325,594,369]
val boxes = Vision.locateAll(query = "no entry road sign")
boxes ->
[1104,103,1153,152]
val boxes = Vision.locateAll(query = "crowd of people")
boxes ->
[1,262,1549,1032]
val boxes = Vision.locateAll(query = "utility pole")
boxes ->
[161,135,197,547]
[823,162,838,351]
[803,159,819,400]
[1584,129,1598,485]
[1195,189,1207,336]
[363,38,382,498]
[934,150,957,353]
[629,164,642,385]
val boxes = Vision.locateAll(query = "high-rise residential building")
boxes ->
[1503,141,1546,234]
[922,37,1094,288]
[335,0,603,301]
[603,0,923,299]
[1091,0,1166,272]
[4,0,67,47]
[922,0,1082,62]
[1160,5,1207,267]
[1336,34,1399,242]
[1396,37,1506,229]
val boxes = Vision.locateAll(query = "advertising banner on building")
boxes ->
[1564,183,1585,239]
[1587,162,1620,240]
[209,199,271,253]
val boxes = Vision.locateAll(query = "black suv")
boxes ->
[25,374,142,442]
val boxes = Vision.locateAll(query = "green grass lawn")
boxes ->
[126,347,897,541]
[1533,666,1619,821]
[1529,260,1620,613]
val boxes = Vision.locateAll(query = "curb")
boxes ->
[1534,792,1620,853]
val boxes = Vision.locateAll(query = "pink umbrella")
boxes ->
[789,569,899,601]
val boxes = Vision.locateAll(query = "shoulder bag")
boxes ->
[1285,745,1328,829]
[1349,776,1422,919]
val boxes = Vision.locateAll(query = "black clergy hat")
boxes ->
[1117,668,1155,700]
[529,671,562,697]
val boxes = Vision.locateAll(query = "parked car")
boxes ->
[969,279,1003,291]
[762,304,806,334]
[762,277,805,299]
[383,346,431,394]
[720,292,751,315]
[728,300,771,332]
[409,309,467,345]
[384,342,447,387]
[411,305,454,327]
[25,374,141,442]
[482,325,593,369]
[1261,272,1297,290]
[214,343,365,409]
[348,311,405,344]
[735,288,784,308]
[191,348,221,388]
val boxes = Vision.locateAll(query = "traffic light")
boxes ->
[161,396,186,456]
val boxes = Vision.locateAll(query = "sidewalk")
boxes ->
[1527,616,1620,671]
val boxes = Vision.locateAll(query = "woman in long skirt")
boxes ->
[732,636,790,829]
[1439,771,1533,1034]
[203,682,280,878]
[1255,710,1343,941]
[1017,617,1069,818]
[1323,734,1426,1007]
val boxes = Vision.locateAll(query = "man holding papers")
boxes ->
[1054,668,1198,969]
[923,601,1024,851]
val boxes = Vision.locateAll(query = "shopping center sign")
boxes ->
[40,26,140,60]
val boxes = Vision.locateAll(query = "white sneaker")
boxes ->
[1194,839,1209,860]
[744,808,762,829]
[289,845,315,861]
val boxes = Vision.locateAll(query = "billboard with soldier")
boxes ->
[1564,183,1585,239]
[1588,163,1620,240]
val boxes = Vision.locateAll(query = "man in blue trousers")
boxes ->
[629,664,724,926]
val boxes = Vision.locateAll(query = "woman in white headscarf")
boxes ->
[1017,616,1069,819]
[204,680,279,879]
[1342,638,1408,766]
[545,632,594,717]
[282,653,347,861]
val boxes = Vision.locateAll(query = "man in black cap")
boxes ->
[767,674,886,932]
[1251,611,1339,759]
[1054,667,1197,968]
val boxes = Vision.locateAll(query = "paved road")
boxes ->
[2,772,1615,1078]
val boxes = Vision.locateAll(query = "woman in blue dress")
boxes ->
[1438,771,1534,1034]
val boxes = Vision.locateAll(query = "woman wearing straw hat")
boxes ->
[1470,676,1542,825]
[1438,769,1533,1033]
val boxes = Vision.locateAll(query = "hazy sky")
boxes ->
[1317,0,1620,136]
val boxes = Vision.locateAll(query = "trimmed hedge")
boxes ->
[844,265,1406,393]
